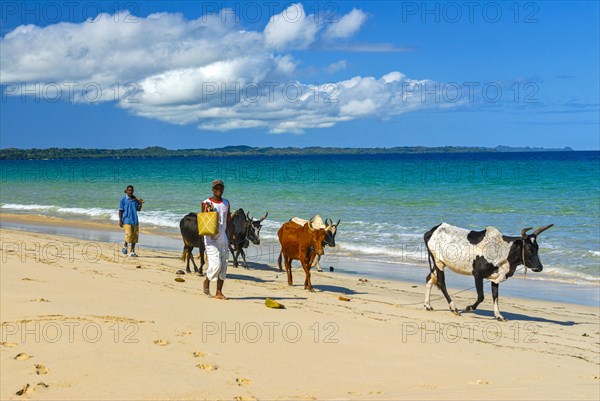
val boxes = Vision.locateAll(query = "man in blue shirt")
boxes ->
[119,185,143,257]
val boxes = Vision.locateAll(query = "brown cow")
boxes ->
[277,220,329,292]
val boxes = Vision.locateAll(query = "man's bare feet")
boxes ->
[214,292,228,300]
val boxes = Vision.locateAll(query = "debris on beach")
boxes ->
[174,277,185,282]
[338,296,351,302]
[358,278,368,283]
[265,298,285,309]
[135,265,142,269]
[153,339,170,346]
[176,270,185,275]
[14,353,31,360]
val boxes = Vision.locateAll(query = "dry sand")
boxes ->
[1,226,599,400]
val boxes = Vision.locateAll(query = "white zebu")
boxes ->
[424,222,553,321]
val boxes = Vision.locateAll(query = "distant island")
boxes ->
[0,145,575,160]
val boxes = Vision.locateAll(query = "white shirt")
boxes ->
[203,198,230,243]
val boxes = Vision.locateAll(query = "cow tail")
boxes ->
[278,251,282,269]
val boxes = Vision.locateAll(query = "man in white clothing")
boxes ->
[202,179,231,300]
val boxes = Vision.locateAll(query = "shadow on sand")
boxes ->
[311,284,365,296]
[467,309,577,326]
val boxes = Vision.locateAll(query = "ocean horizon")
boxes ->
[1,151,599,287]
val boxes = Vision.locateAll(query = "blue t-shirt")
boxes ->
[119,196,140,225]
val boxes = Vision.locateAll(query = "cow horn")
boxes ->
[246,211,252,221]
[521,227,533,239]
[533,224,554,236]
[259,212,268,222]
[335,219,341,227]
[325,218,332,226]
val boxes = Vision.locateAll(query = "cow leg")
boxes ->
[316,255,322,272]
[424,271,437,311]
[240,248,249,269]
[301,258,314,292]
[436,268,460,316]
[284,256,293,286]
[189,247,200,274]
[466,275,485,312]
[277,252,283,271]
[229,244,238,267]
[491,282,506,321]
[182,246,191,273]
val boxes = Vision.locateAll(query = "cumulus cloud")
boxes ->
[1,7,454,134]
[264,3,319,49]
[323,9,367,40]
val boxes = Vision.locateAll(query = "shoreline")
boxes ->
[1,226,598,400]
[1,213,599,307]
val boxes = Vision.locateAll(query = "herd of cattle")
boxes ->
[179,209,553,321]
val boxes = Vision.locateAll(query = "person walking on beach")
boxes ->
[202,179,231,300]
[119,185,143,257]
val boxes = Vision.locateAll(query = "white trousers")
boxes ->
[205,239,228,282]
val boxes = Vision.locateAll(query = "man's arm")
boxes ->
[137,201,142,212]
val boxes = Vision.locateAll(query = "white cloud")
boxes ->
[324,9,367,40]
[1,7,454,134]
[326,60,347,74]
[263,3,318,50]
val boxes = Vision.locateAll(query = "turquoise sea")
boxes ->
[1,151,599,285]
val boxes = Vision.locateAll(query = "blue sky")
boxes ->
[1,1,598,149]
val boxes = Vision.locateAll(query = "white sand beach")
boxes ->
[1,220,599,400]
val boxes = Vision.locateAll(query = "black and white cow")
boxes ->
[227,209,268,269]
[423,223,554,321]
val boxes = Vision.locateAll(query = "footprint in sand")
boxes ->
[14,353,32,361]
[236,378,252,386]
[233,396,257,401]
[16,384,34,396]
[15,382,49,396]
[29,298,50,302]
[153,339,170,346]
[196,363,217,371]
[1,342,19,347]
[192,351,206,358]
[35,364,49,375]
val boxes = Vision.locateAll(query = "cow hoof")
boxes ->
[495,316,507,322]
[451,309,462,316]
[424,305,434,311]
[317,269,323,273]
[465,305,475,312]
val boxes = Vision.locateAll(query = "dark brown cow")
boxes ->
[277,220,328,292]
